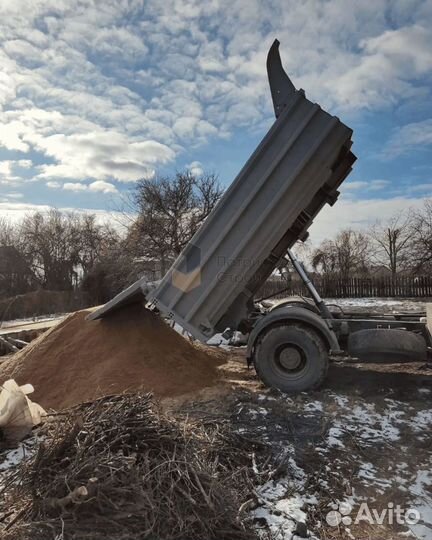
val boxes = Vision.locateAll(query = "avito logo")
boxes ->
[326,501,420,527]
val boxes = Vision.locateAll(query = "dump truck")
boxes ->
[90,40,431,392]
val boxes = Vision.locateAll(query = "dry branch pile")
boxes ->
[1,393,272,540]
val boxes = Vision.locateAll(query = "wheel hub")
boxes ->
[278,346,302,370]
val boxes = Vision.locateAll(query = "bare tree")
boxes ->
[0,217,19,247]
[0,218,35,298]
[18,210,119,291]
[311,239,338,276]
[20,210,81,289]
[0,210,130,309]
[129,171,224,274]
[311,229,370,279]
[76,214,119,277]
[410,199,432,273]
[368,212,413,278]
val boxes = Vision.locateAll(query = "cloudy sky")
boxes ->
[0,0,431,243]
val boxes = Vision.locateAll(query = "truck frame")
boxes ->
[90,40,431,392]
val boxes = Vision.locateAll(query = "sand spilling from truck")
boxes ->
[0,304,226,410]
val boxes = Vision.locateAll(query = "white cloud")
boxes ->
[0,0,430,206]
[381,118,432,159]
[309,193,429,245]
[46,181,61,188]
[369,179,391,190]
[35,131,175,182]
[86,27,149,60]
[410,182,432,192]
[0,201,127,227]
[63,182,87,192]
[0,159,31,186]
[0,202,52,221]
[0,159,34,176]
[0,120,30,152]
[343,181,369,191]
[329,25,432,110]
[0,161,13,176]
[341,179,391,193]
[88,180,118,194]
[62,180,118,194]
[187,160,204,176]
[17,159,32,168]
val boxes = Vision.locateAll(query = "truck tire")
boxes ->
[348,328,427,363]
[254,323,328,393]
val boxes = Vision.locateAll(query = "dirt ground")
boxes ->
[167,350,432,540]
[2,298,431,539]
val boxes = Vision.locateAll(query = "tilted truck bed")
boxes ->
[90,40,356,341]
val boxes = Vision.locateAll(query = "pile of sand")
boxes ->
[0,304,226,410]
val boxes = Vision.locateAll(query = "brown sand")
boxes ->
[0,304,226,410]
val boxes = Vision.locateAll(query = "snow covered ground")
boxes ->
[227,362,432,540]
[323,297,426,312]
[268,296,427,313]
[172,297,432,538]
[0,432,42,490]
[0,314,65,330]
[2,298,430,539]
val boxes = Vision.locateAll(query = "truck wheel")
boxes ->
[254,324,328,393]
[348,328,427,363]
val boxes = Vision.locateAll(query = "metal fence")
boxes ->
[258,275,432,299]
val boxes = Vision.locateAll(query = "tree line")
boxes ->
[1,169,432,309]
[305,200,432,280]
[0,171,223,306]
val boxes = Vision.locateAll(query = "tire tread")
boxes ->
[255,323,328,393]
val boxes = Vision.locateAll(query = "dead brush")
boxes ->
[1,393,272,540]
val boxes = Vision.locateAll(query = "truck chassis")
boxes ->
[244,249,430,392]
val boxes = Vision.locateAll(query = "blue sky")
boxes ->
[0,0,431,243]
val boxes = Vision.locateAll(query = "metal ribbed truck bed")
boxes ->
[89,41,356,341]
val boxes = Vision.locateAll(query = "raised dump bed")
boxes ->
[90,40,356,342]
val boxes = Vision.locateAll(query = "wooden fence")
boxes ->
[258,275,432,300]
